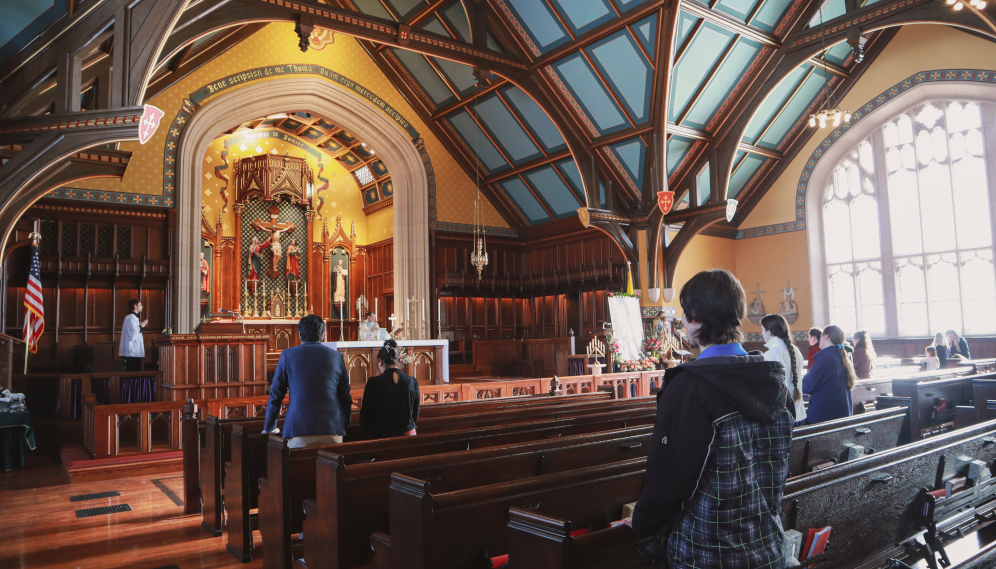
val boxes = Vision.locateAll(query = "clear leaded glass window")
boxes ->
[822,100,996,337]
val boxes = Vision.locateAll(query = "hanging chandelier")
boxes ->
[948,0,987,9]
[809,9,850,130]
[470,79,488,280]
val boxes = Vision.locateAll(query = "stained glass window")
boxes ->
[823,99,996,337]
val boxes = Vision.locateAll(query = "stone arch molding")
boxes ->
[803,69,996,327]
[174,75,429,333]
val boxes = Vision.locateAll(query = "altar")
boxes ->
[323,340,448,388]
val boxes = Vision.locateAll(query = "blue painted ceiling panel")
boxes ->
[419,16,478,94]
[674,11,700,56]
[549,0,615,35]
[555,55,628,133]
[354,0,397,20]
[633,14,657,56]
[669,23,735,122]
[589,32,653,122]
[385,0,427,20]
[617,0,646,8]
[611,137,647,188]
[682,38,761,129]
[697,162,712,205]
[506,0,570,52]
[820,42,852,65]
[729,154,767,197]
[715,0,763,23]
[756,67,827,149]
[741,65,806,143]
[0,0,63,62]
[524,166,583,216]
[502,86,566,151]
[441,0,472,42]
[500,177,550,222]
[391,49,455,106]
[750,0,793,32]
[809,0,847,27]
[666,135,694,175]
[475,95,543,164]
[449,110,510,172]
[557,158,586,197]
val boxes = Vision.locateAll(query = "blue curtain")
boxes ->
[120,376,156,404]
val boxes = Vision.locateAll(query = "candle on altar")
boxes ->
[375,298,378,318]
[421,299,425,332]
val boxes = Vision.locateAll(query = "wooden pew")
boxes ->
[851,376,895,413]
[256,405,656,567]
[194,393,612,538]
[788,406,908,476]
[889,370,983,439]
[300,425,654,569]
[374,458,647,569]
[507,509,643,569]
[974,378,996,422]
[780,419,996,569]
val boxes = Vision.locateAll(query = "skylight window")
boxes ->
[354,166,374,185]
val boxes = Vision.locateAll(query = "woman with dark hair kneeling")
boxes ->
[360,340,420,438]
[802,325,857,424]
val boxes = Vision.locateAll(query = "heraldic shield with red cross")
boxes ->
[139,104,164,145]
[657,191,675,215]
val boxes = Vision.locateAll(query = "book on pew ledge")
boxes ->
[802,526,832,560]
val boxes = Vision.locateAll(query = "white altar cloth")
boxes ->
[322,339,450,382]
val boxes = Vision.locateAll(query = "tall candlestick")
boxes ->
[339,300,345,341]
[421,299,425,339]
[375,298,378,320]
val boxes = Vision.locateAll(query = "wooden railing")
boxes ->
[12,371,162,421]
[80,370,662,459]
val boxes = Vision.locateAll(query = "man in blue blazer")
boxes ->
[262,315,352,447]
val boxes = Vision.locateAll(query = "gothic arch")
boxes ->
[173,75,430,333]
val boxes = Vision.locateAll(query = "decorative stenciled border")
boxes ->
[641,306,677,318]
[493,0,542,57]
[47,187,171,207]
[736,69,996,239]
[744,331,809,342]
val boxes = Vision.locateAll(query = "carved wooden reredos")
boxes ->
[234,153,315,204]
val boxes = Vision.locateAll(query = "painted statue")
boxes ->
[332,259,348,303]
[200,252,210,297]
[248,236,270,281]
[286,239,300,280]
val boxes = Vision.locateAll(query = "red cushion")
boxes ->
[491,554,508,568]
[570,529,589,537]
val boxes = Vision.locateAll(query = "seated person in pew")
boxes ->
[262,314,352,448]
[852,331,876,379]
[808,327,822,367]
[360,339,420,438]
[948,329,971,360]
[925,346,940,371]
[762,313,807,426]
[802,325,856,425]
[932,332,949,369]
[623,269,796,568]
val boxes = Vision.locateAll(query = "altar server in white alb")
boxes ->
[119,299,148,372]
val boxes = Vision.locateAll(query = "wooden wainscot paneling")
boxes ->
[3,201,173,373]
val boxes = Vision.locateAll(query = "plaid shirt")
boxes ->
[668,409,793,568]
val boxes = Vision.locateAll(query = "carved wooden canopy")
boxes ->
[234,153,314,205]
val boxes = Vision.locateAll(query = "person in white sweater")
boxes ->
[761,313,807,424]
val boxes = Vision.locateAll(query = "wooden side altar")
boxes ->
[154,322,269,401]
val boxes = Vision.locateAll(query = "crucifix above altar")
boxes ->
[250,203,297,279]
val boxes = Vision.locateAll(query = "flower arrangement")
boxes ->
[644,336,664,359]
[399,348,415,367]
[617,357,657,372]
[607,334,623,364]
[607,291,640,298]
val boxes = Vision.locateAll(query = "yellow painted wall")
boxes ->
[73,23,507,228]
[729,25,996,332]
[647,232,738,315]
[366,206,395,243]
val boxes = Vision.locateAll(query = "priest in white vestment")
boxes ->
[358,312,389,341]
[119,299,148,371]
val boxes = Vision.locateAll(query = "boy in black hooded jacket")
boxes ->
[626,269,795,568]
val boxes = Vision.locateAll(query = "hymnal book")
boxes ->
[802,526,832,560]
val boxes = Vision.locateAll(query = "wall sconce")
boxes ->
[662,288,676,303]
[648,288,661,303]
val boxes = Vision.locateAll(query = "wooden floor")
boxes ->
[0,452,263,569]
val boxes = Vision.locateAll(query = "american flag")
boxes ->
[23,242,44,353]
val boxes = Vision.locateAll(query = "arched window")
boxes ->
[821,100,996,337]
